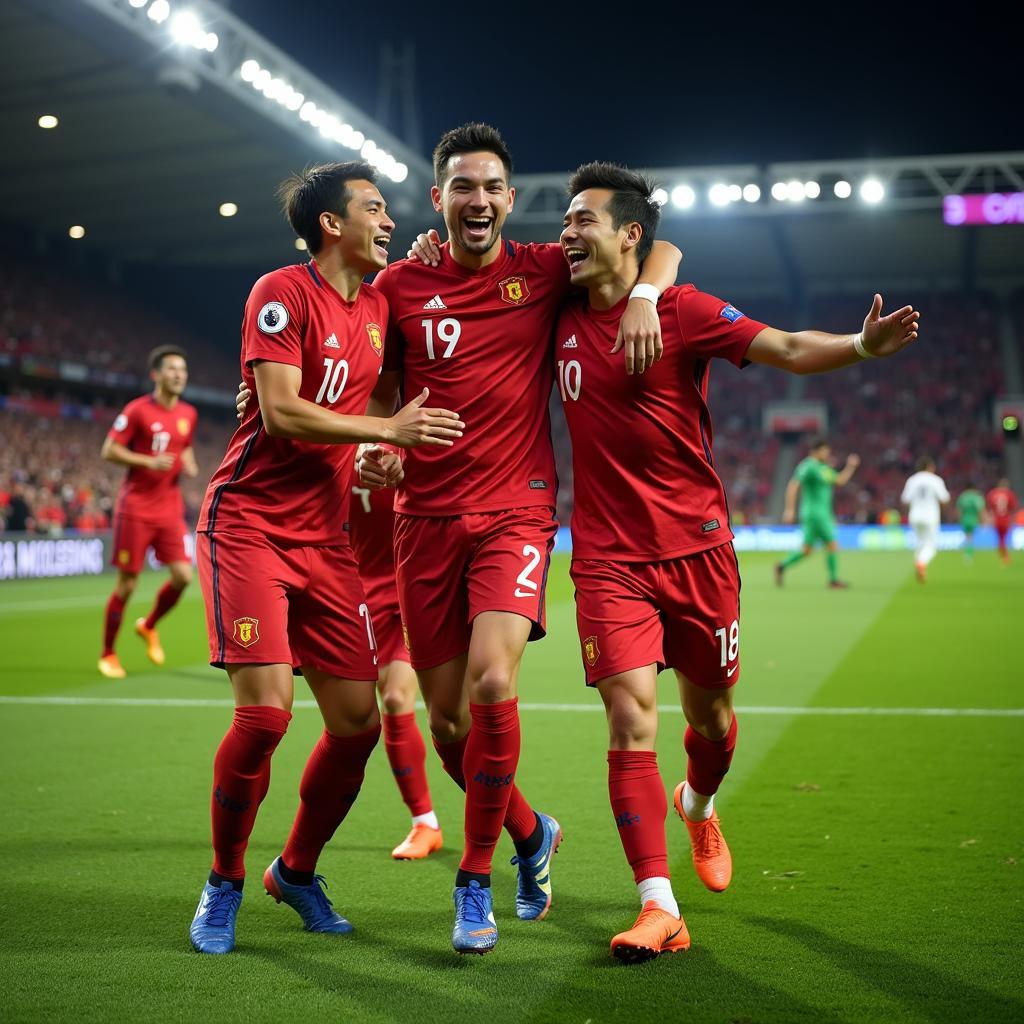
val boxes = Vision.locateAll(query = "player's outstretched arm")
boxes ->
[254,360,464,447]
[836,454,860,487]
[100,436,174,472]
[747,294,920,374]
[612,241,682,376]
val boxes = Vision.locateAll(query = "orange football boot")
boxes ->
[134,618,165,666]
[391,823,443,860]
[97,654,127,679]
[610,902,690,963]
[674,782,732,892]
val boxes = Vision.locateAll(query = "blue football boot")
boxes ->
[189,880,243,954]
[263,857,353,934]
[451,880,498,954]
[511,812,562,920]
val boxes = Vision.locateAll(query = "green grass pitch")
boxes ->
[1,550,1021,1023]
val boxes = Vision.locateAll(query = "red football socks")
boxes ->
[102,592,126,656]
[280,724,382,873]
[608,749,669,882]
[210,705,291,879]
[433,727,536,843]
[382,712,432,817]
[459,699,521,874]
[144,581,184,630]
[684,715,738,797]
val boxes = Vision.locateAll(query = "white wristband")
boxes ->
[628,283,660,305]
[853,332,873,359]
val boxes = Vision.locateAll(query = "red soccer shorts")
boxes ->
[393,507,558,671]
[111,515,188,574]
[362,572,409,667]
[570,541,741,688]
[994,517,1011,541]
[197,532,378,680]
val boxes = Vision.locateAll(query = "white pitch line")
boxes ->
[0,695,1021,717]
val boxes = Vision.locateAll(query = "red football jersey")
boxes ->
[556,285,769,560]
[373,241,570,516]
[198,262,387,545]
[108,395,197,524]
[987,487,1018,520]
[349,481,396,585]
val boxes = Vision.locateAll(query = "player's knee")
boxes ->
[116,575,138,599]
[686,703,733,741]
[467,665,514,705]
[328,703,381,736]
[170,564,193,588]
[429,709,468,744]
[380,687,412,716]
[606,698,657,747]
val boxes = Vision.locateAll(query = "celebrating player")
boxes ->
[986,477,1018,565]
[901,457,950,582]
[349,480,443,859]
[98,345,198,679]
[776,439,860,588]
[363,124,681,955]
[956,483,986,561]
[552,162,919,961]
[188,161,463,955]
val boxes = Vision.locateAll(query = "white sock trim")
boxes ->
[637,876,679,918]
[411,811,439,830]
[682,782,715,822]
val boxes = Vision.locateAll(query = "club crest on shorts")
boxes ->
[498,276,529,305]
[583,635,601,667]
[366,322,383,356]
[232,617,260,648]
[118,549,131,566]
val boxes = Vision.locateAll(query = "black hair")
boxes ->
[433,123,513,189]
[149,345,186,371]
[278,161,379,254]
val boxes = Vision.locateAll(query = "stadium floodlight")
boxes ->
[671,184,695,209]
[37,114,59,129]
[651,187,668,207]
[804,180,821,199]
[147,0,170,24]
[253,68,271,90]
[742,183,760,203]
[294,238,308,251]
[726,184,742,203]
[708,183,730,207]
[128,0,147,8]
[299,100,317,121]
[361,139,378,160]
[860,178,885,203]
[834,179,852,199]
[68,225,86,239]
[786,180,805,202]
[204,33,218,52]
[240,59,259,82]
[771,181,788,201]
[170,10,200,43]
[218,202,238,217]
[350,129,365,149]
[393,163,409,183]
[319,115,340,138]
[285,91,304,112]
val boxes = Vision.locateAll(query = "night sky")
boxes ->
[236,1,1019,173]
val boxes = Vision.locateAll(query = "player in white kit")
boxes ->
[901,457,950,583]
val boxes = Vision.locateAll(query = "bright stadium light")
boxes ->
[253,68,271,90]
[361,139,378,160]
[38,114,59,129]
[786,180,806,202]
[349,129,365,149]
[651,187,668,207]
[68,225,86,239]
[671,184,695,209]
[285,91,304,111]
[204,33,218,52]
[393,163,409,183]
[804,180,821,199]
[834,179,852,199]
[771,181,788,201]
[147,1,170,24]
[299,101,316,121]
[128,0,147,8]
[170,10,213,50]
[860,178,885,203]
[240,59,259,82]
[727,184,742,203]
[708,183,731,207]
[294,238,308,251]
[743,183,760,203]
[218,202,238,217]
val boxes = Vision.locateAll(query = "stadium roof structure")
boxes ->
[2,0,1022,300]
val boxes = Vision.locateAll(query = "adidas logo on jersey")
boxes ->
[563,334,578,348]
[422,295,447,310]
[324,333,340,349]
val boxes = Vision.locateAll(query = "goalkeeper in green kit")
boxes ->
[956,484,986,562]
[776,438,860,588]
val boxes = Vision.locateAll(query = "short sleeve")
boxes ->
[243,271,307,369]
[108,403,136,446]
[675,289,770,367]
[373,266,404,372]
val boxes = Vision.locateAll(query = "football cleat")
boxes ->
[97,654,126,679]
[392,823,443,860]
[263,857,353,934]
[134,618,165,666]
[190,880,243,954]
[610,901,690,963]
[828,579,850,589]
[452,880,497,954]
[774,562,784,587]
[674,783,732,892]
[511,812,562,921]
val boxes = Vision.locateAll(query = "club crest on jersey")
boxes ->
[232,617,260,648]
[113,414,128,432]
[583,635,601,667]
[498,276,529,305]
[177,418,190,436]
[366,323,384,356]
[257,301,289,334]
[719,304,746,323]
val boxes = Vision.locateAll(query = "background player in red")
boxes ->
[986,477,1018,565]
[363,123,681,955]
[555,162,920,961]
[98,345,198,678]
[349,479,443,860]
[188,161,463,955]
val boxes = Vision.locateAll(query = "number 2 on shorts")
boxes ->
[514,545,542,598]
